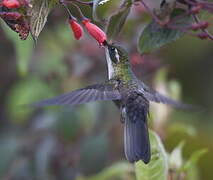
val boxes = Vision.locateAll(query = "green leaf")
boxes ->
[92,0,112,22]
[78,162,133,180]
[135,131,168,180]
[169,141,185,170]
[28,0,58,41]
[106,1,131,40]
[138,20,183,54]
[182,149,208,171]
[138,9,192,54]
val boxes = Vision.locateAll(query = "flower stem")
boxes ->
[59,0,76,19]
[63,0,93,7]
[193,14,213,40]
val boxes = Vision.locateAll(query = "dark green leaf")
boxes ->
[138,10,192,54]
[106,1,131,40]
[182,149,208,171]
[138,21,184,54]
[92,0,112,22]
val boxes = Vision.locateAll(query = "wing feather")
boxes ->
[140,82,193,109]
[32,83,121,107]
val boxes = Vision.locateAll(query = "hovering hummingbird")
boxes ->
[33,43,189,164]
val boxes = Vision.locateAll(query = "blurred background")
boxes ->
[0,2,213,180]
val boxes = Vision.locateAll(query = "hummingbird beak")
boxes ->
[103,40,109,47]
[103,40,111,51]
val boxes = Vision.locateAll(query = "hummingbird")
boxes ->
[33,42,189,164]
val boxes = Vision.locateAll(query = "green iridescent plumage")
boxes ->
[33,42,190,163]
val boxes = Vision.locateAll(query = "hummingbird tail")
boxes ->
[123,94,151,164]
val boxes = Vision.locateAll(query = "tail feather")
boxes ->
[123,93,150,164]
[124,112,150,163]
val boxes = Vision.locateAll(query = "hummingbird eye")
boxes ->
[108,46,120,63]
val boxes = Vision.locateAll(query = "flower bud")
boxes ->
[190,23,200,31]
[190,5,203,14]
[0,12,22,20]
[82,19,107,45]
[69,19,83,40]
[3,0,21,9]
[197,32,208,39]
[199,21,209,30]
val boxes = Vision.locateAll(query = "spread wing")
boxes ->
[32,83,121,107]
[140,82,192,109]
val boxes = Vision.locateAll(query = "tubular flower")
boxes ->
[69,19,83,40]
[82,19,107,45]
[3,0,21,9]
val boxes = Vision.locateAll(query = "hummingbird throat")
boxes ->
[105,47,115,80]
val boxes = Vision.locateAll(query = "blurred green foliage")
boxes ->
[0,1,213,180]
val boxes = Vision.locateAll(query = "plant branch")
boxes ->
[139,0,167,26]
[63,0,93,7]
[60,0,76,19]
[193,14,213,40]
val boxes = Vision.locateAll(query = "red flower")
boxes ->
[82,19,107,45]
[3,0,21,9]
[0,12,22,20]
[69,19,83,40]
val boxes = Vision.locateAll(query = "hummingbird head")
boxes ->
[104,43,131,80]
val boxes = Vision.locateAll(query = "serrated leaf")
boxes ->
[138,10,192,54]
[138,21,183,54]
[28,0,58,41]
[135,131,168,180]
[106,1,131,40]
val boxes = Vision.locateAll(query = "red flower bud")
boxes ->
[0,12,22,20]
[190,5,203,14]
[199,21,209,30]
[82,19,107,45]
[3,0,21,9]
[69,19,83,40]
[190,23,200,31]
[197,32,208,39]
[190,21,209,31]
